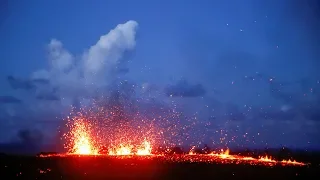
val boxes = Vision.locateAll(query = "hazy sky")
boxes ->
[1,0,320,151]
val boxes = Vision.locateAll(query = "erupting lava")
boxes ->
[56,110,307,166]
[136,140,152,155]
[65,117,153,156]
[186,149,305,166]
[108,144,133,155]
[108,140,152,156]
[66,119,99,155]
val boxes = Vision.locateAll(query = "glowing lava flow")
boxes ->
[54,115,307,166]
[185,148,306,166]
[64,115,153,156]
[67,119,99,155]
[45,134,306,166]
[108,144,133,155]
[136,140,152,155]
[108,140,152,155]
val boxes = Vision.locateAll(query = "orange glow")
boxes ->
[281,159,305,166]
[136,140,152,155]
[184,148,306,166]
[108,140,152,155]
[258,155,276,163]
[188,146,196,155]
[67,119,98,155]
[57,110,307,166]
[40,147,307,166]
[108,144,133,155]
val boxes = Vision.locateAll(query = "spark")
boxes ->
[40,147,307,166]
[108,144,133,155]
[64,118,99,155]
[136,140,152,155]
[54,102,307,166]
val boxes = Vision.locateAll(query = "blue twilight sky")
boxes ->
[0,0,320,151]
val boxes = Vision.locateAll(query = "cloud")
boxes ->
[8,20,139,105]
[7,76,35,90]
[48,20,136,97]
[0,96,22,104]
[0,21,140,142]
[36,93,60,101]
[47,39,74,72]
[7,74,51,91]
[32,78,50,85]
[82,20,138,85]
[2,20,187,147]
[164,79,206,97]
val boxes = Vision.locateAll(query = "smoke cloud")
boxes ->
[1,21,140,144]
[32,20,138,101]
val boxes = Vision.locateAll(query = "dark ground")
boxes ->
[1,155,319,180]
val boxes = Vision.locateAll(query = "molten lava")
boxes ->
[108,140,152,155]
[108,144,133,155]
[68,119,98,155]
[136,140,152,155]
[185,148,306,166]
[57,112,307,166]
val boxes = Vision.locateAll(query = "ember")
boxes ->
[64,118,99,155]
[136,140,152,155]
[56,106,307,166]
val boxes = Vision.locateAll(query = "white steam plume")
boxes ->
[32,20,138,105]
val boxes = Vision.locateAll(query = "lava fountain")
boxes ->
[53,117,307,166]
[66,118,99,155]
[55,106,307,166]
[136,140,152,155]
[107,139,152,156]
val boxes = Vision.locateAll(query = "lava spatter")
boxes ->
[64,118,99,155]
